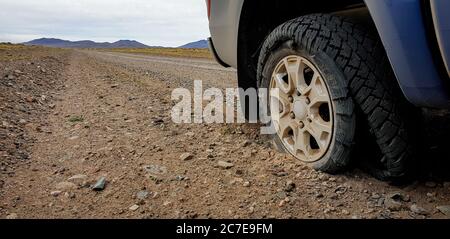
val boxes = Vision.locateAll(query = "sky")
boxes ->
[0,0,210,47]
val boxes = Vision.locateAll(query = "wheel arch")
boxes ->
[237,0,366,91]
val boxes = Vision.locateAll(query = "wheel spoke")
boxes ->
[273,58,297,95]
[306,119,332,149]
[297,61,310,94]
[280,115,294,135]
[294,129,310,157]
[273,73,289,94]
[285,58,300,92]
[270,89,291,117]
[274,115,297,151]
[310,119,332,135]
[308,75,329,105]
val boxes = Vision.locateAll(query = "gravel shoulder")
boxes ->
[1,47,450,219]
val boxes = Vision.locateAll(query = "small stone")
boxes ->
[175,175,186,181]
[68,136,79,140]
[180,153,193,161]
[136,191,149,200]
[242,140,252,147]
[318,174,329,181]
[315,193,324,199]
[217,160,234,169]
[243,181,250,187]
[55,181,77,191]
[50,191,62,197]
[144,164,167,175]
[249,206,255,214]
[443,182,450,189]
[6,213,18,219]
[26,96,36,103]
[335,185,348,194]
[18,119,26,124]
[377,198,385,207]
[284,180,296,192]
[64,192,76,199]
[92,177,106,191]
[410,204,429,216]
[436,205,450,217]
[371,193,381,200]
[152,118,164,125]
[384,198,405,211]
[68,174,88,184]
[388,192,410,202]
[342,209,350,215]
[129,204,139,211]
[276,191,287,199]
[184,132,195,137]
[425,181,437,188]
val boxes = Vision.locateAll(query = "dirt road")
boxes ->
[1,46,450,219]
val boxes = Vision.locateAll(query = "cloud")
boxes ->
[0,0,209,47]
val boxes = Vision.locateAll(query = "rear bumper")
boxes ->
[208,37,230,68]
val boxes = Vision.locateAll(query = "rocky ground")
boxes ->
[1,45,450,219]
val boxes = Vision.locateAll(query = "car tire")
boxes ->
[257,14,420,181]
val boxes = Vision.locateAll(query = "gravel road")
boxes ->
[1,47,450,219]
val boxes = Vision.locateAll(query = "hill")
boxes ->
[24,38,150,48]
[178,39,208,49]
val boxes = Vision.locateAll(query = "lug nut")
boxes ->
[299,122,305,128]
[305,97,310,104]
[288,96,294,103]
[290,112,296,119]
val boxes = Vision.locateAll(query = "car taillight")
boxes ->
[205,0,211,20]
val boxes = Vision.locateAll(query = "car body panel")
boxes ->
[430,0,450,78]
[364,0,449,108]
[208,0,243,68]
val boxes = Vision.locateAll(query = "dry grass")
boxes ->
[0,43,27,50]
[0,43,33,61]
[103,48,213,59]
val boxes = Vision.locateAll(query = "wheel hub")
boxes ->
[293,98,308,121]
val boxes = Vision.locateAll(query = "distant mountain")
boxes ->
[179,39,208,49]
[23,38,150,48]
[110,40,150,48]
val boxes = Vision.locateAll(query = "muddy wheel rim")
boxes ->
[269,55,334,163]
